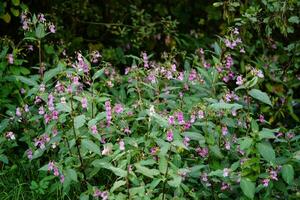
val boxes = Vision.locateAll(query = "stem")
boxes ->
[162,146,172,200]
[70,96,87,184]
[38,39,43,78]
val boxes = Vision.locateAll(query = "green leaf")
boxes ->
[35,24,45,39]
[74,115,86,129]
[16,76,38,86]
[209,145,224,159]
[183,132,205,143]
[240,178,255,199]
[281,164,294,185]
[106,166,127,177]
[209,102,243,110]
[135,164,159,178]
[257,142,275,163]
[92,68,105,80]
[56,103,71,113]
[239,137,253,150]
[43,65,64,83]
[158,156,168,174]
[167,176,182,187]
[0,154,8,164]
[249,89,272,106]
[12,0,20,6]
[152,113,169,128]
[81,139,101,155]
[0,119,9,133]
[111,180,126,192]
[288,16,299,24]
[65,168,78,182]
[259,129,276,140]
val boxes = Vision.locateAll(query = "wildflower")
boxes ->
[177,72,184,81]
[196,147,208,158]
[48,23,56,33]
[262,178,270,187]
[48,94,55,111]
[91,125,98,134]
[119,140,125,151]
[52,128,58,136]
[223,168,230,177]
[149,105,155,117]
[52,110,59,120]
[16,107,22,117]
[44,114,52,124]
[6,131,15,140]
[93,189,102,197]
[201,172,208,182]
[26,149,33,160]
[7,54,14,64]
[225,141,231,150]
[150,147,159,155]
[124,127,131,134]
[105,101,112,127]
[38,13,46,23]
[102,145,112,155]
[257,114,264,123]
[168,115,175,125]
[221,182,230,191]
[236,75,244,85]
[39,106,45,115]
[177,112,185,125]
[269,169,278,181]
[60,174,65,183]
[81,97,88,109]
[184,122,191,130]
[166,130,174,142]
[24,104,29,112]
[60,97,66,104]
[183,136,190,147]
[114,103,123,114]
[222,126,228,136]
[55,81,64,93]
[142,52,149,68]
[198,110,204,119]
[20,88,26,94]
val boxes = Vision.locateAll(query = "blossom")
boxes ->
[91,125,98,134]
[91,51,101,63]
[221,182,230,191]
[177,112,185,125]
[26,149,33,160]
[183,136,190,147]
[39,106,45,115]
[223,168,230,177]
[24,104,29,112]
[52,110,59,120]
[198,110,204,119]
[49,23,56,33]
[262,178,270,187]
[105,101,112,127]
[196,147,208,158]
[168,115,175,125]
[166,130,174,142]
[114,103,123,114]
[259,114,264,123]
[81,97,88,109]
[6,131,15,140]
[236,75,244,85]
[38,13,46,23]
[7,54,14,64]
[119,140,125,151]
[16,107,22,117]
[222,126,228,136]
[102,145,112,155]
[60,174,65,183]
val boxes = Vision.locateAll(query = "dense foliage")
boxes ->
[0,1,300,199]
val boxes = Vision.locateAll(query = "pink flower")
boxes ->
[221,182,230,191]
[114,103,123,114]
[39,106,45,115]
[38,13,46,23]
[81,97,88,109]
[196,147,208,158]
[262,178,270,187]
[91,125,98,134]
[26,149,33,160]
[168,115,175,125]
[236,75,244,85]
[105,101,112,127]
[7,54,14,64]
[223,168,230,177]
[49,23,56,33]
[198,110,204,119]
[93,189,102,197]
[259,114,264,123]
[119,140,125,151]
[222,126,228,136]
[166,130,174,142]
[183,136,190,147]
[52,110,59,120]
[6,131,15,140]
[60,174,65,183]
[91,51,101,63]
[16,107,22,117]
[177,112,185,125]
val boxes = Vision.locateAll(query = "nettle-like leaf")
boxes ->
[240,178,256,199]
[74,115,86,129]
[248,89,272,106]
[257,142,276,163]
[281,164,294,185]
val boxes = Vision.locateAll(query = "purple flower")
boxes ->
[105,101,112,127]
[177,112,185,125]
[198,110,204,119]
[91,51,101,63]
[39,106,45,115]
[221,182,230,191]
[91,125,98,134]
[168,115,175,125]
[236,75,244,85]
[49,23,56,33]
[196,147,208,158]
[26,149,33,160]
[93,189,102,197]
[60,174,65,183]
[119,140,125,151]
[262,178,270,187]
[259,114,264,123]
[166,130,174,142]
[52,110,59,120]
[269,170,278,181]
[81,97,88,109]
[38,13,46,23]
[223,168,230,177]
[5,131,15,140]
[16,107,22,117]
[114,103,123,114]
[183,136,190,147]
[7,54,14,64]
[222,126,228,136]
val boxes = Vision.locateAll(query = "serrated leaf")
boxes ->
[66,168,78,182]
[158,156,168,174]
[239,137,253,150]
[249,89,272,106]
[81,139,100,155]
[92,68,105,80]
[74,115,86,129]
[288,16,299,24]
[282,164,294,185]
[43,66,63,83]
[167,176,182,187]
[209,102,243,110]
[257,142,275,163]
[16,75,38,86]
[35,23,45,39]
[135,164,159,178]
[111,180,126,192]
[240,178,255,199]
